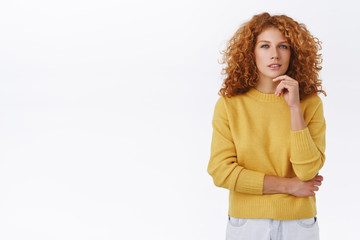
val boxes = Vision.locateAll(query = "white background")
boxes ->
[0,0,359,239]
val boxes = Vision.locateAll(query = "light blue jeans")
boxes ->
[226,216,319,240]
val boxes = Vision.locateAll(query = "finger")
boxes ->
[272,75,289,81]
[275,82,288,95]
[312,186,319,192]
[275,80,298,89]
[313,177,323,183]
[310,179,321,186]
[311,179,322,187]
[315,175,324,181]
[272,77,285,82]
[308,191,315,196]
[314,178,322,184]
[272,75,295,82]
[313,181,322,187]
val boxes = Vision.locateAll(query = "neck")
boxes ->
[255,76,279,94]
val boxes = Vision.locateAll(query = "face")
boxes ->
[254,27,291,82]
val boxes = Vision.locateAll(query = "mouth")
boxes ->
[268,64,282,69]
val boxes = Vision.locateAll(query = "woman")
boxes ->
[207,12,327,240]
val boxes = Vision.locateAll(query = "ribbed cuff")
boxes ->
[235,169,265,195]
[290,127,320,166]
[290,127,317,151]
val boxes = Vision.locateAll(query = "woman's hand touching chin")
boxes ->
[273,75,301,110]
[273,75,307,131]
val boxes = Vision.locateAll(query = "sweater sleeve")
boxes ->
[207,97,265,195]
[290,98,326,181]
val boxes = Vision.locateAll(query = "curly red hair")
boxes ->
[219,12,326,100]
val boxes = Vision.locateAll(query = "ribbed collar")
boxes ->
[246,87,284,102]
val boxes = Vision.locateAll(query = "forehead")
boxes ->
[256,27,288,42]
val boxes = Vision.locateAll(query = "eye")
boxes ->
[260,44,269,48]
[279,45,289,49]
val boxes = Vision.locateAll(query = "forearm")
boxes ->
[290,106,306,131]
[263,175,289,194]
[263,174,323,197]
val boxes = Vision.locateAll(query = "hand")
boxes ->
[272,75,301,109]
[287,174,323,197]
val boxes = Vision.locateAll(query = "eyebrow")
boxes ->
[257,40,289,44]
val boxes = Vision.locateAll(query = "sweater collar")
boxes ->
[246,87,284,102]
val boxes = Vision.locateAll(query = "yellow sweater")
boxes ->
[207,87,326,220]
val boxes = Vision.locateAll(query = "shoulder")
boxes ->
[213,95,242,120]
[213,96,228,117]
[214,95,243,110]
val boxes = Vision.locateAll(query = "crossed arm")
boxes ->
[208,103,325,198]
[263,174,323,197]
[208,76,326,197]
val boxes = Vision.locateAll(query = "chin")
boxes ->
[266,71,287,79]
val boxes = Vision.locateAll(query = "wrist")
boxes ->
[263,175,289,194]
[283,177,293,195]
[290,105,306,131]
[289,105,301,112]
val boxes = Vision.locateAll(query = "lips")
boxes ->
[268,63,282,70]
[268,63,282,67]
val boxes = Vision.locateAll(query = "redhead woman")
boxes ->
[207,12,326,240]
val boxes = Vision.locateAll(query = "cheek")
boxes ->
[285,52,291,63]
[281,52,290,67]
[254,51,265,64]
[284,55,291,71]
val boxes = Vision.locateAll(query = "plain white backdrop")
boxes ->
[0,0,359,239]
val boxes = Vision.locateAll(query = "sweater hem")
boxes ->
[228,191,317,220]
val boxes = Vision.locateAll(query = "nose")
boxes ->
[271,48,279,60]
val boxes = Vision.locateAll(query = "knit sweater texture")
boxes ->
[207,87,326,220]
